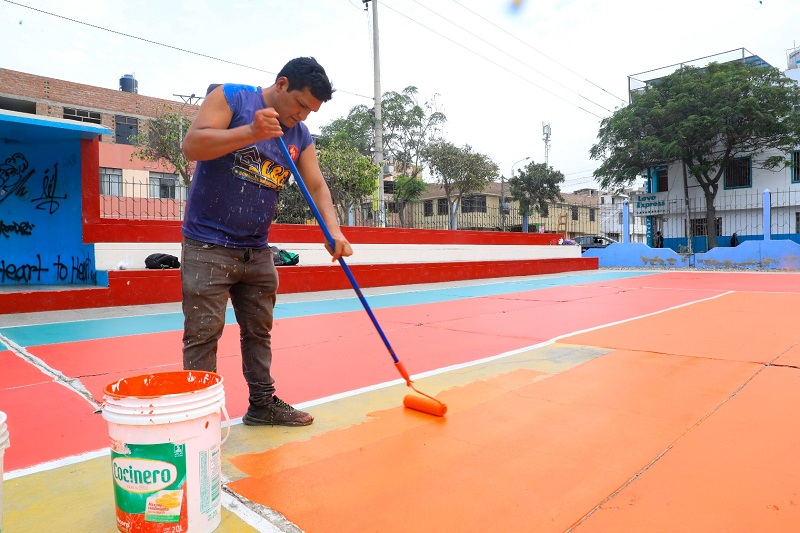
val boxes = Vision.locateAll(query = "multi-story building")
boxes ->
[598,188,647,243]
[627,47,800,251]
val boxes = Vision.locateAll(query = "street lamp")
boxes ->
[502,156,529,231]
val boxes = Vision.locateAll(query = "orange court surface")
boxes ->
[1,269,800,532]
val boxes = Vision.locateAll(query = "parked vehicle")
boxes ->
[574,235,617,252]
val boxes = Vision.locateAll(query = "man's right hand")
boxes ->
[250,108,284,141]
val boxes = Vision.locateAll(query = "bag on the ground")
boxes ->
[270,246,300,266]
[144,253,181,269]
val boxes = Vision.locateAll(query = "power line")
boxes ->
[4,0,373,101]
[404,0,613,114]
[379,1,604,119]
[449,0,628,106]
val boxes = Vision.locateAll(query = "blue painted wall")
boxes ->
[1,112,107,286]
[584,240,800,270]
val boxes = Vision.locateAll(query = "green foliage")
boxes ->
[591,60,800,247]
[317,137,381,225]
[318,105,374,156]
[508,161,565,217]
[130,108,195,185]
[423,140,499,229]
[381,86,446,173]
[319,86,446,227]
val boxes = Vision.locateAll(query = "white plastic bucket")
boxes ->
[0,411,8,533]
[103,371,229,533]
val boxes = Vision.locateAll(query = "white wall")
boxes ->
[94,242,582,271]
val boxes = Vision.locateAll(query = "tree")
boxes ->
[423,141,499,230]
[508,161,565,218]
[130,108,195,185]
[317,137,380,225]
[591,60,800,248]
[391,175,427,227]
[318,105,374,156]
[382,87,446,227]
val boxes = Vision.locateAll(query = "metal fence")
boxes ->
[642,188,800,251]
[653,188,800,238]
[101,181,188,220]
[99,180,605,236]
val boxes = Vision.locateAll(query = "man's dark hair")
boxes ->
[277,57,334,102]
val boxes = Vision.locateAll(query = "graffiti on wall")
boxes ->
[1,149,96,286]
[0,253,96,284]
[1,152,65,213]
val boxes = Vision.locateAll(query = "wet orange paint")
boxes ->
[575,367,800,532]
[227,347,762,532]
[104,371,222,398]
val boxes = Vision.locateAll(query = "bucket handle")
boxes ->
[221,405,231,446]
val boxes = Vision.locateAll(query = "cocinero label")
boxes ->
[111,442,188,531]
[113,458,177,493]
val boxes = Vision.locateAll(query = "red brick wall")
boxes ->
[0,68,199,143]
[0,68,199,117]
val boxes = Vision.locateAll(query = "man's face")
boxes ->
[275,78,322,128]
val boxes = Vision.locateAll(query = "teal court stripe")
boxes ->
[0,271,653,347]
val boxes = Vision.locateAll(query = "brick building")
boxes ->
[0,68,200,218]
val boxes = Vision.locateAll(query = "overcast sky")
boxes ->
[3,0,799,191]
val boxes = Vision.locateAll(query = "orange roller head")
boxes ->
[403,394,447,417]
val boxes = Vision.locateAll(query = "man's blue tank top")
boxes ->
[182,84,313,249]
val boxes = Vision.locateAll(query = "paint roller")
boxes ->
[276,138,447,417]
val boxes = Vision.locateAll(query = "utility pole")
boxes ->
[173,93,203,147]
[364,0,385,227]
[542,123,551,167]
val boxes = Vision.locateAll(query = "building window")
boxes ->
[383,180,395,194]
[150,172,178,199]
[461,195,486,213]
[691,217,722,237]
[100,167,122,196]
[64,107,101,124]
[793,151,800,184]
[424,200,433,217]
[571,206,579,221]
[796,212,800,234]
[724,156,752,189]
[387,201,397,214]
[656,167,668,192]
[589,208,596,222]
[115,115,139,145]
[437,198,448,215]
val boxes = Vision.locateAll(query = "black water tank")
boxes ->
[119,74,138,94]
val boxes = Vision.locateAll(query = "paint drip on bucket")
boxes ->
[103,371,228,533]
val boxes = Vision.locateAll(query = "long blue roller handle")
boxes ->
[276,138,403,368]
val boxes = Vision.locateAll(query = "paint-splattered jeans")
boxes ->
[181,237,278,408]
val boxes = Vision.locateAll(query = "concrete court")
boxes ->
[2,269,800,532]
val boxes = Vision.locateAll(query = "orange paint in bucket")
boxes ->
[103,371,228,533]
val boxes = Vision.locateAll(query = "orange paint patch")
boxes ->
[227,350,761,532]
[576,366,800,532]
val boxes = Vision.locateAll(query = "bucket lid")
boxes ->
[104,371,223,399]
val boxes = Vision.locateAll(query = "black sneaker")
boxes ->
[242,396,314,427]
